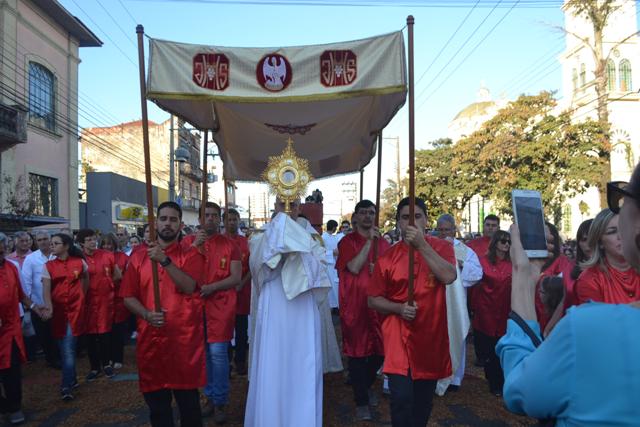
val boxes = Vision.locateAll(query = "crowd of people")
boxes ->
[1,161,639,427]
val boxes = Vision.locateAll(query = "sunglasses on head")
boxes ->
[499,239,511,245]
[607,181,632,214]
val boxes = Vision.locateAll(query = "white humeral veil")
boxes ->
[245,213,333,427]
[436,240,472,396]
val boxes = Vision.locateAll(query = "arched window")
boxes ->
[28,62,56,131]
[579,63,586,87]
[619,59,632,91]
[606,59,616,91]
[572,68,578,91]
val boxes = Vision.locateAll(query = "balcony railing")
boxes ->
[0,103,27,152]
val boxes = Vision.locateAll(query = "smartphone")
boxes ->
[511,189,548,258]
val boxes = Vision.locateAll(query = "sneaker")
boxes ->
[112,362,123,369]
[368,389,379,407]
[9,410,25,425]
[104,365,115,378]
[71,380,79,389]
[355,405,372,421]
[86,370,100,382]
[213,405,227,424]
[201,399,215,418]
[61,388,74,401]
[131,331,138,339]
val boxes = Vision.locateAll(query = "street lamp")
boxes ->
[169,114,192,201]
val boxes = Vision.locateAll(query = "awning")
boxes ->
[146,31,407,181]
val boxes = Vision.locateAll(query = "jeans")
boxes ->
[0,341,22,413]
[388,373,436,427]
[143,388,202,427]
[86,332,111,372]
[32,312,59,365]
[348,355,384,406]
[57,324,77,390]
[204,342,229,405]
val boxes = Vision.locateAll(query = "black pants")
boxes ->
[0,342,22,413]
[474,329,504,394]
[86,333,111,371]
[233,314,248,367]
[31,312,59,365]
[348,355,383,406]
[110,321,128,365]
[388,374,436,427]
[143,388,202,427]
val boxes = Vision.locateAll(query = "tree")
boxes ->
[452,92,608,219]
[0,175,35,230]
[379,178,406,231]
[564,0,638,207]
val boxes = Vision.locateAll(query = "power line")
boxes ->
[95,0,138,49]
[118,0,140,26]
[128,0,562,7]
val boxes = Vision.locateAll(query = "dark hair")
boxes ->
[157,201,182,219]
[354,199,376,213]
[52,233,84,259]
[341,220,350,227]
[629,162,640,252]
[540,276,565,316]
[484,214,500,225]
[142,223,150,234]
[76,228,96,245]
[223,208,239,220]
[326,220,338,232]
[205,201,221,215]
[99,233,118,252]
[395,197,427,221]
[570,218,593,280]
[488,230,511,265]
[542,221,562,272]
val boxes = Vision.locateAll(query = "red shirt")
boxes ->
[473,255,512,337]
[336,232,390,357]
[368,237,455,380]
[113,251,130,324]
[0,261,27,369]
[84,249,116,334]
[226,233,251,316]
[45,257,87,338]
[466,236,491,258]
[183,234,240,343]
[535,255,575,330]
[575,262,640,305]
[120,241,206,393]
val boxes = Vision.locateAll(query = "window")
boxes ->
[579,63,586,87]
[606,59,616,91]
[619,59,632,91]
[29,173,58,216]
[28,62,56,131]
[572,68,578,91]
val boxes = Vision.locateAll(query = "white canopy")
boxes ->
[147,31,407,181]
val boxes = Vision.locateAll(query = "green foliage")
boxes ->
[417,92,609,219]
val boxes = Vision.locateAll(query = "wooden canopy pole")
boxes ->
[359,169,364,201]
[224,177,229,211]
[407,15,416,306]
[136,25,160,311]
[201,131,209,224]
[373,131,383,263]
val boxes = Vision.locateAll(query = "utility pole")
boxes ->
[169,115,175,201]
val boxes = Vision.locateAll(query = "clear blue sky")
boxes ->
[59,0,579,216]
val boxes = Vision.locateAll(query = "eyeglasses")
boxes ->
[607,181,633,214]
[499,239,511,245]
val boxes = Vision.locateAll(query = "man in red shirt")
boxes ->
[223,208,251,376]
[76,229,121,380]
[368,197,457,427]
[336,200,390,420]
[121,201,206,427]
[183,202,241,424]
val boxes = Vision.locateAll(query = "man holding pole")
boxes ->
[120,201,206,427]
[368,197,456,427]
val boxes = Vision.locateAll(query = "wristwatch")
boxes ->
[159,257,172,267]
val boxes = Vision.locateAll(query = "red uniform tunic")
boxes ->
[466,236,491,313]
[368,237,455,380]
[120,242,205,393]
[113,251,130,324]
[226,234,251,316]
[0,261,27,369]
[182,234,240,343]
[535,255,575,330]
[472,255,512,338]
[575,262,640,304]
[45,257,87,338]
[84,249,116,334]
[336,232,390,357]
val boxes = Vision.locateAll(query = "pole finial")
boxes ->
[407,15,414,25]
[136,24,144,33]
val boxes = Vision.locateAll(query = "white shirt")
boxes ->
[21,250,55,306]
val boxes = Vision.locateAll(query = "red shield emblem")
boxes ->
[320,50,357,87]
[193,53,230,91]
[256,54,292,92]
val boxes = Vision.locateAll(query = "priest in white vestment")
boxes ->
[246,199,332,427]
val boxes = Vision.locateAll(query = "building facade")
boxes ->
[0,0,101,231]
